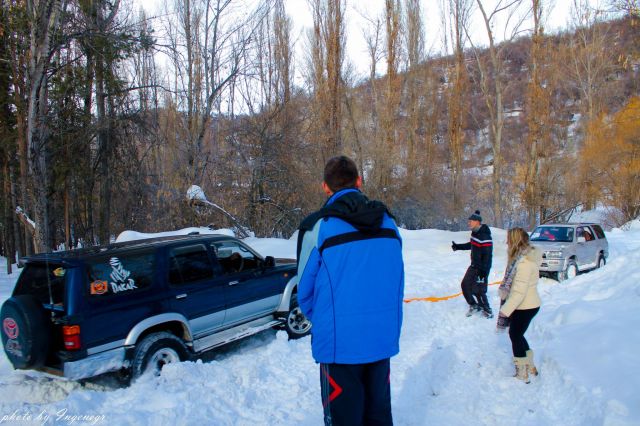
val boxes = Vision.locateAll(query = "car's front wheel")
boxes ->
[596,255,606,269]
[131,332,188,379]
[284,294,312,339]
[560,259,578,281]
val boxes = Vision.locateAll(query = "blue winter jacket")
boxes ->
[296,189,404,364]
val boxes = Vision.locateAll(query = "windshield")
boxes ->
[530,226,574,243]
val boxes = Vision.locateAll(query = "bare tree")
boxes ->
[567,0,614,123]
[163,0,266,184]
[566,1,616,209]
[360,10,384,183]
[26,0,67,252]
[240,0,304,236]
[377,0,402,192]
[404,0,424,187]
[522,0,553,228]
[1,0,30,258]
[468,0,527,228]
[307,0,345,160]
[443,0,473,227]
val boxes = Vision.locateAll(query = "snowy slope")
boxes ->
[1,223,639,426]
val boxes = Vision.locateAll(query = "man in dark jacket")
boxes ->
[452,210,493,318]
[296,156,404,426]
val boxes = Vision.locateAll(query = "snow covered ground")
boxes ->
[1,221,639,426]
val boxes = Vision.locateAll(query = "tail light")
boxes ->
[62,325,81,350]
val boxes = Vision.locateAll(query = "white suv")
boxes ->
[530,223,609,281]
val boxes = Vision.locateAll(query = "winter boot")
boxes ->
[514,357,530,383]
[466,305,477,317]
[526,350,539,377]
[482,309,494,319]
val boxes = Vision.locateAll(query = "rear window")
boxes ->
[531,226,574,243]
[86,252,155,297]
[13,263,66,305]
[592,225,606,239]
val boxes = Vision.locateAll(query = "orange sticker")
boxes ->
[90,280,108,295]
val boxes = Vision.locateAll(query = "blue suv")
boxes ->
[1,234,310,382]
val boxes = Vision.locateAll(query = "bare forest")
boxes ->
[0,0,639,263]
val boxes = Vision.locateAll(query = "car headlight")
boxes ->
[545,251,564,259]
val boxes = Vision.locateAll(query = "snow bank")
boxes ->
[0,224,638,425]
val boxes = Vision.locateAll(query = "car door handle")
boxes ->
[176,294,187,299]
[228,280,240,286]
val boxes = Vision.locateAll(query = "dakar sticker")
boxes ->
[109,257,138,294]
[3,318,18,339]
[90,280,109,295]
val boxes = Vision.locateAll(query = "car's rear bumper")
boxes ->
[55,347,126,380]
[64,346,125,380]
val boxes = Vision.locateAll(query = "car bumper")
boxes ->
[64,347,125,380]
[54,347,126,380]
[539,258,565,272]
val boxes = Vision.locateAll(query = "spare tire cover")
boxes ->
[1,295,51,369]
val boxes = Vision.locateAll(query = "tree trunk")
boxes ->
[26,0,63,253]
[96,57,111,244]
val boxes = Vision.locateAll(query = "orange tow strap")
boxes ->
[403,281,502,303]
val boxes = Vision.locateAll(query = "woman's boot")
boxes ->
[526,350,539,377]
[514,357,530,383]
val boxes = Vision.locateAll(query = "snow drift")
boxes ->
[0,224,638,425]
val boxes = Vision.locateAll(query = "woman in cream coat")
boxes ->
[497,227,541,383]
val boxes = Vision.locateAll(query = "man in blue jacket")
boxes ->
[297,156,404,426]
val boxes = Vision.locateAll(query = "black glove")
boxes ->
[451,241,459,251]
[496,312,510,331]
[476,271,486,282]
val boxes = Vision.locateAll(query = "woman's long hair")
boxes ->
[507,228,531,263]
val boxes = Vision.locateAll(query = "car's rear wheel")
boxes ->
[284,294,311,339]
[131,332,188,379]
[596,255,606,269]
[560,259,578,281]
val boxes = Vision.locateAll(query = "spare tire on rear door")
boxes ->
[1,295,51,369]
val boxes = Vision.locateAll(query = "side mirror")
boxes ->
[264,256,275,268]
[577,236,586,243]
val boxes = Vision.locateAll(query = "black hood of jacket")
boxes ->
[297,190,394,260]
[320,190,393,234]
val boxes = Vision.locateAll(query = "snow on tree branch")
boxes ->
[15,206,36,232]
[186,185,251,238]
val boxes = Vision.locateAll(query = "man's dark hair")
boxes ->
[324,156,359,192]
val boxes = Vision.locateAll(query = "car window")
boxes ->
[169,244,214,285]
[86,252,154,297]
[212,241,261,274]
[592,225,606,239]
[14,263,67,305]
[576,226,595,242]
[531,226,574,242]
[582,226,595,241]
